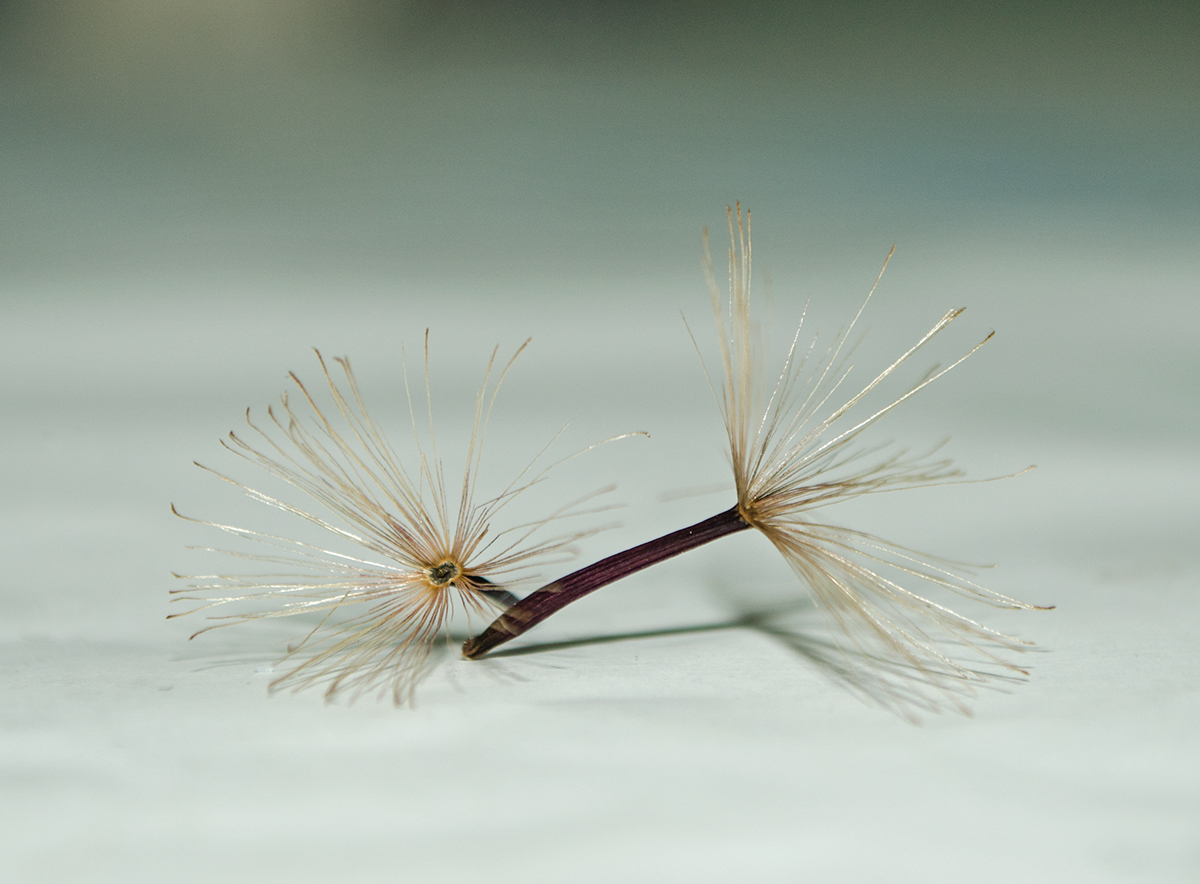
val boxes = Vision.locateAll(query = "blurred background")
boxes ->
[2,2,1197,882]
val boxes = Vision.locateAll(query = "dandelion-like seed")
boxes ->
[465,205,1049,715]
[172,335,627,704]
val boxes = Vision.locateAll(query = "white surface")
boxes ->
[2,257,1198,883]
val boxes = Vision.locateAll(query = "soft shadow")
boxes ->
[475,614,771,659]
[476,597,1031,720]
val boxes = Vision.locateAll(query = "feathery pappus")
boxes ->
[465,205,1048,716]
[172,335,634,704]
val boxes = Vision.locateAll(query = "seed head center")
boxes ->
[427,561,461,587]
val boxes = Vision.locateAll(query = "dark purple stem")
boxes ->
[462,506,749,658]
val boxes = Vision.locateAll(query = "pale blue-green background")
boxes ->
[2,3,1197,882]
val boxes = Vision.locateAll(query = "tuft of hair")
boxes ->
[171,336,628,705]
[695,204,1047,717]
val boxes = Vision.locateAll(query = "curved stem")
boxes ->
[463,506,749,658]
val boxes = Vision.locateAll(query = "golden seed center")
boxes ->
[427,561,461,587]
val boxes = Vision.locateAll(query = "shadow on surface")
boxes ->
[480,598,1030,720]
